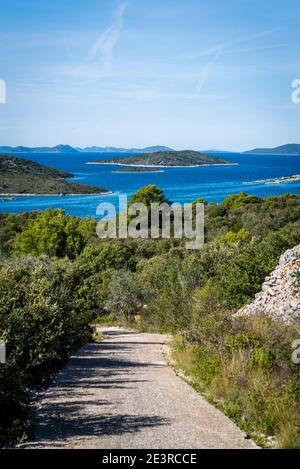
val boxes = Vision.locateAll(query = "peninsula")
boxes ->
[87,150,235,167]
[0,155,108,195]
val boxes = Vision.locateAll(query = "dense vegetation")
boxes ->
[92,150,232,166]
[0,155,107,194]
[0,187,300,447]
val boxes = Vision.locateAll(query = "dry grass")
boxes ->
[171,324,300,448]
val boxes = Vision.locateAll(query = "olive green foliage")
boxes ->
[125,184,172,235]
[0,212,36,254]
[14,209,96,259]
[107,271,144,322]
[128,184,168,207]
[172,301,300,448]
[221,192,261,209]
[0,256,93,445]
[216,228,250,245]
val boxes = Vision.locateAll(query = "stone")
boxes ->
[234,244,300,324]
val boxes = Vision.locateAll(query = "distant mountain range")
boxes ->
[244,144,300,155]
[0,144,175,154]
[202,149,233,154]
[3,143,299,156]
[0,144,78,154]
[79,145,175,153]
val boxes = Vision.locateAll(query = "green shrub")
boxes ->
[221,192,261,209]
[217,228,251,245]
[106,270,144,322]
[171,312,300,448]
[0,256,93,446]
[14,209,96,259]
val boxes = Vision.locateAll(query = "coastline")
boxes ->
[243,174,300,186]
[86,162,238,168]
[0,191,113,197]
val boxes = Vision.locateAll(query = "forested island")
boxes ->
[87,150,235,167]
[0,155,108,195]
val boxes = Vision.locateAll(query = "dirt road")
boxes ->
[23,327,257,449]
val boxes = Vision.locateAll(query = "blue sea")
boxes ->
[1,151,300,218]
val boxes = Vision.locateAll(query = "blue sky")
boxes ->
[0,0,299,151]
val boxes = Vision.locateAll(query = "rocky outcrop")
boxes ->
[235,245,300,323]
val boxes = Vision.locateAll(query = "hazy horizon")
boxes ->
[1,142,300,153]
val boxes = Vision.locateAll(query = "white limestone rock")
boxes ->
[234,245,300,323]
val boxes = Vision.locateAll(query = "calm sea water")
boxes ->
[1,151,300,218]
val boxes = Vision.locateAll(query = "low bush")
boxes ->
[170,295,300,448]
[0,256,93,446]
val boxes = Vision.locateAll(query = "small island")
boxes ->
[87,150,235,168]
[0,155,108,196]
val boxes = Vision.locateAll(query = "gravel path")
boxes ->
[22,327,257,449]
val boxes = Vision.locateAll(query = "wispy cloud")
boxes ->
[63,37,72,60]
[61,2,128,81]
[85,2,127,74]
[185,30,277,60]
[112,85,228,102]
[190,30,278,96]
[194,48,224,96]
